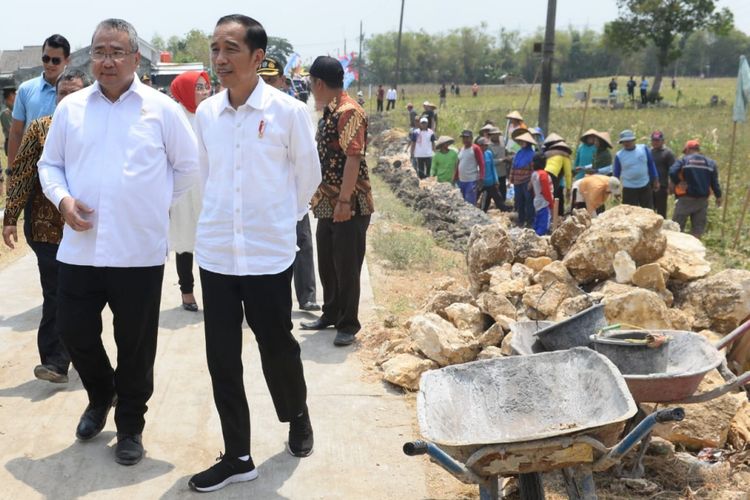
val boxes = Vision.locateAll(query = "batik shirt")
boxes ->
[311,91,375,218]
[3,116,64,243]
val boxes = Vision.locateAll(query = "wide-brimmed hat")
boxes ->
[543,133,565,146]
[608,177,622,196]
[511,126,530,141]
[506,110,524,121]
[547,141,573,154]
[488,126,502,135]
[580,128,598,142]
[618,129,636,143]
[514,131,537,146]
[592,131,612,148]
[257,57,282,77]
[479,123,494,133]
[435,136,455,148]
[477,137,490,146]
[423,101,437,108]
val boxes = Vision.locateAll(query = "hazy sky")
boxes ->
[1,0,748,63]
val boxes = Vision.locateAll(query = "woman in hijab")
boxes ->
[169,71,211,311]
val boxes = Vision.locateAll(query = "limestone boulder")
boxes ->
[475,322,505,348]
[534,261,578,288]
[511,263,536,283]
[727,402,750,450]
[666,308,692,331]
[382,353,438,391]
[675,269,750,334]
[444,303,485,334]
[632,262,674,306]
[477,292,518,321]
[551,209,591,257]
[409,313,481,366]
[651,370,746,450]
[598,282,672,329]
[508,228,557,262]
[555,295,597,320]
[524,256,553,273]
[613,250,636,284]
[522,282,581,320]
[477,346,504,360]
[562,205,666,284]
[656,230,711,282]
[423,288,474,319]
[466,224,514,292]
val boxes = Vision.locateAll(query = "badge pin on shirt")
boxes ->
[258,119,266,139]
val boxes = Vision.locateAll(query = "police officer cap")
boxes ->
[257,57,281,77]
[309,56,344,88]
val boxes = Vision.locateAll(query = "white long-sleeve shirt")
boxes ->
[38,76,200,267]
[193,78,322,276]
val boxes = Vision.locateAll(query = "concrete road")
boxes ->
[0,248,429,499]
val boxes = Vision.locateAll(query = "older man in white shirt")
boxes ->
[38,18,199,466]
[187,15,321,493]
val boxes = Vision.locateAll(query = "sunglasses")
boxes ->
[42,55,63,65]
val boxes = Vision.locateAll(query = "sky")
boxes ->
[1,0,748,64]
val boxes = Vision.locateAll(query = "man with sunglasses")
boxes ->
[7,34,70,171]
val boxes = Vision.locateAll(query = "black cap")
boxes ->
[460,129,473,138]
[309,56,344,88]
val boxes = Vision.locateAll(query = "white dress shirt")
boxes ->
[38,76,199,267]
[193,77,322,276]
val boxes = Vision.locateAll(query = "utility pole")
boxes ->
[538,0,557,134]
[357,19,365,90]
[394,0,405,89]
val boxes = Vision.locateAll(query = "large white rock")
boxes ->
[408,313,481,366]
[656,230,711,282]
[613,250,636,284]
[444,303,484,334]
[562,205,666,283]
[382,353,438,391]
[466,224,515,292]
[596,281,672,329]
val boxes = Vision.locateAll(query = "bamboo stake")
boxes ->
[577,83,593,142]
[732,184,750,249]
[721,121,738,238]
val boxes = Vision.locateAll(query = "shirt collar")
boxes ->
[90,74,141,103]
[219,76,267,114]
[325,91,348,114]
[39,73,55,90]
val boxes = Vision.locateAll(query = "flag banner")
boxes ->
[733,55,750,123]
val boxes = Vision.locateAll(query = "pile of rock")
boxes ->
[370,129,492,251]
[374,203,750,452]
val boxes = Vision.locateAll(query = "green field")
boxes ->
[369,76,750,269]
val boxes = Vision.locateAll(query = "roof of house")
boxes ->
[0,45,43,73]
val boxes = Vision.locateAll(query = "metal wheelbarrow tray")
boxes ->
[417,348,637,448]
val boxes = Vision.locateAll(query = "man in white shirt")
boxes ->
[386,86,397,111]
[38,19,199,466]
[188,15,321,493]
[410,117,436,179]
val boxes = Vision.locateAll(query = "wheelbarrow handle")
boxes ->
[403,440,429,456]
[593,407,684,472]
[402,440,489,487]
[715,318,750,351]
[676,371,750,404]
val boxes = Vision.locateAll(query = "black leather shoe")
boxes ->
[76,394,117,441]
[300,317,334,330]
[300,301,321,312]
[287,408,314,457]
[115,433,144,465]
[333,331,356,346]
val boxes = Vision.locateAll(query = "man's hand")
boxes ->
[59,196,94,231]
[333,200,353,223]
[716,197,722,208]
[2,225,17,249]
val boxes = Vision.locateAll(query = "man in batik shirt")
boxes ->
[300,56,374,347]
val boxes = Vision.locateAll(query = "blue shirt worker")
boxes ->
[614,129,659,209]
[7,34,70,170]
[477,137,504,212]
[669,139,722,238]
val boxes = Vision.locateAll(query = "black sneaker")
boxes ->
[189,453,258,492]
[287,409,314,457]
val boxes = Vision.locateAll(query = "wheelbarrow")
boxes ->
[402,348,685,499]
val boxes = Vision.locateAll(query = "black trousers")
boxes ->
[28,241,70,373]
[415,157,431,179]
[480,184,506,212]
[200,266,307,458]
[498,176,507,204]
[549,173,565,216]
[293,214,316,306]
[623,185,654,209]
[653,187,668,218]
[56,263,164,434]
[386,99,396,110]
[376,99,383,112]
[316,216,370,335]
[175,252,194,294]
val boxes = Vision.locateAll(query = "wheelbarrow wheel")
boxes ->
[518,472,545,500]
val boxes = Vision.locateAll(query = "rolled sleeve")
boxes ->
[337,107,366,156]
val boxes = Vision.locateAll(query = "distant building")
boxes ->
[0,38,203,91]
